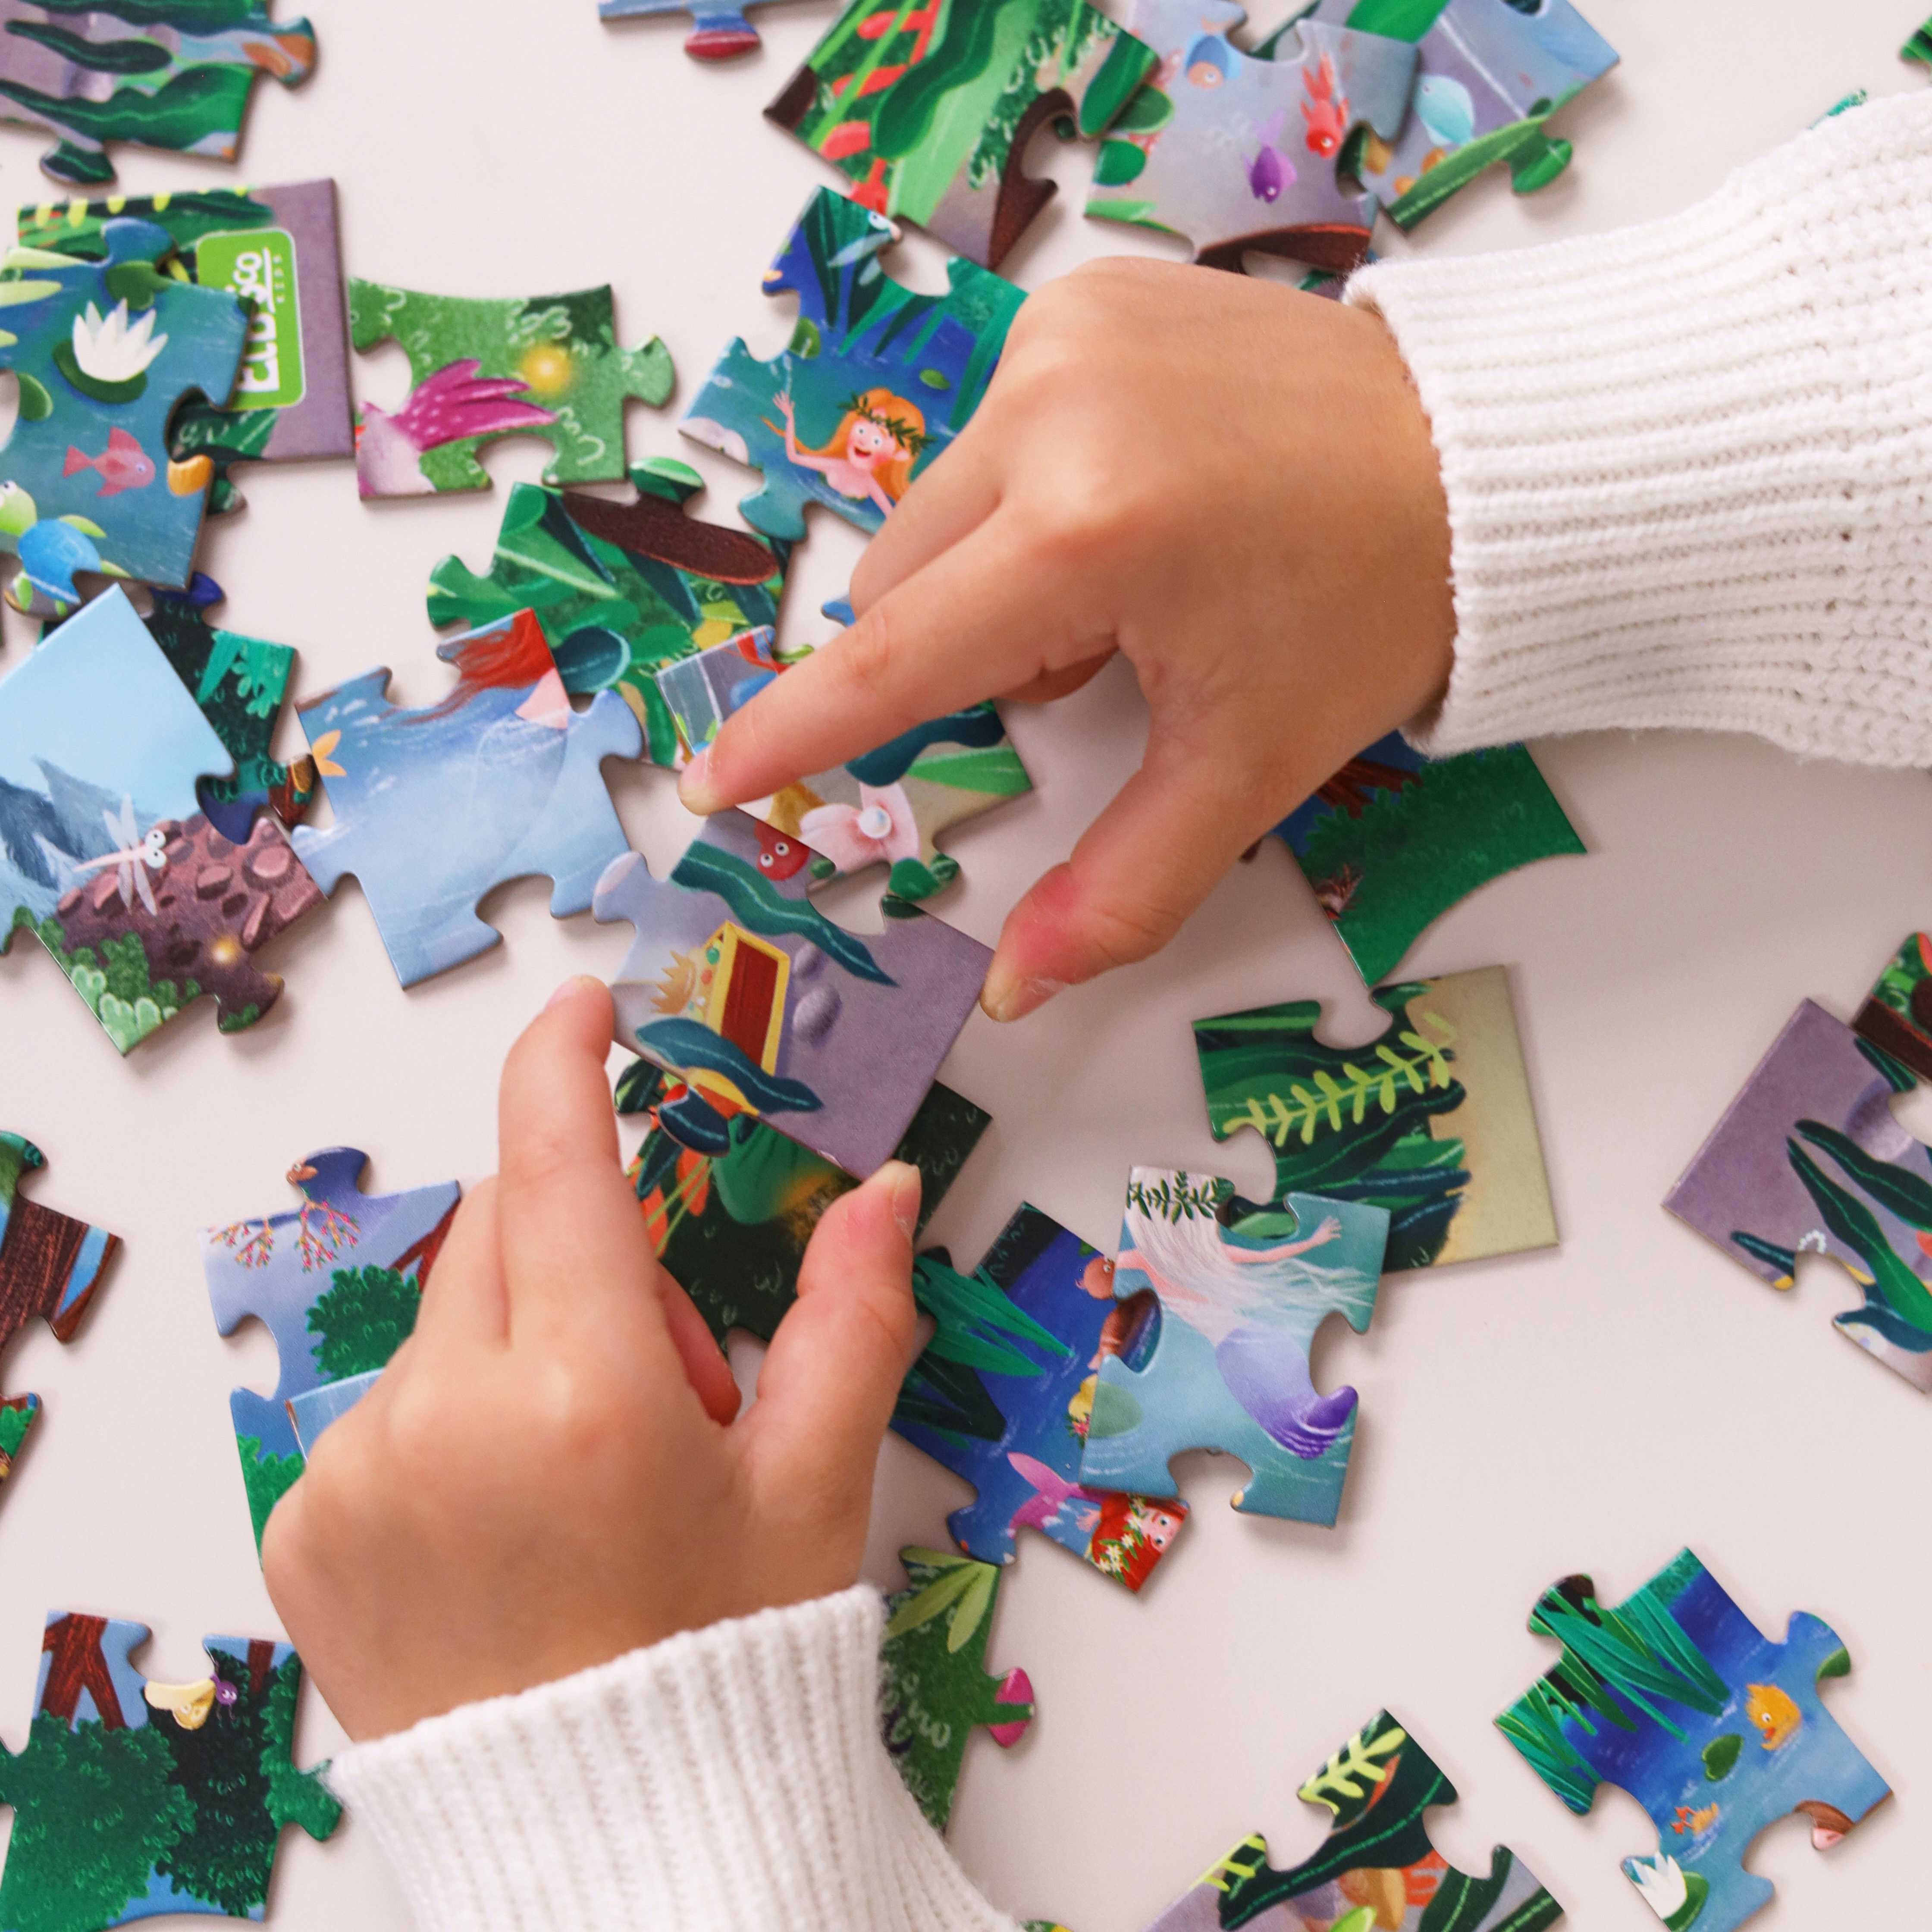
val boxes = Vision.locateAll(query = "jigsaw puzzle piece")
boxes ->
[1142,1711,1562,1931]
[201,1146,461,1546]
[1665,949,1932,1393]
[892,1201,1189,1589]
[1498,1550,1888,1932]
[0,1133,116,1490]
[20,179,353,515]
[1077,1168,1387,1524]
[349,279,672,497]
[1087,8,1416,273]
[1283,0,1618,231]
[0,218,248,612]
[428,458,794,768]
[139,574,314,840]
[1909,15,1932,66]
[878,1547,1033,1833]
[682,188,1025,541]
[0,586,320,1051]
[1196,963,1555,1273]
[766,0,1158,270]
[0,1612,339,1930]
[1258,733,1582,986]
[600,0,776,60]
[595,809,990,1175]
[621,1062,989,1343]
[293,608,642,987]
[655,629,1030,904]
[0,3,315,188]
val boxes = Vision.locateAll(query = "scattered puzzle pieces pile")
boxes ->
[0,1132,116,1490]
[878,1546,1033,1832]
[1666,932,1932,1392]
[1499,1550,1888,1932]
[0,1612,340,1929]
[201,1147,460,1544]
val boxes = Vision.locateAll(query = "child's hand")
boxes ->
[262,978,922,1741]
[679,258,1454,1019]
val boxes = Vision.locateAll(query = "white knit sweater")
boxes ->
[329,94,1932,1932]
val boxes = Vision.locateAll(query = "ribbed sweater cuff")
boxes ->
[327,1587,1018,1932]
[1346,88,1932,765]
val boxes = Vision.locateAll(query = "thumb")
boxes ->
[982,742,1268,1020]
[743,1162,921,1512]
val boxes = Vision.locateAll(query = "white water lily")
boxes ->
[70,299,168,382]
[1627,1854,1689,1920]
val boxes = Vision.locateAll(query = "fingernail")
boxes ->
[883,1160,922,1240]
[981,974,1065,1023]
[545,973,604,1010]
[677,746,722,815]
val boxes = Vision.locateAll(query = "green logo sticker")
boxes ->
[198,227,305,410]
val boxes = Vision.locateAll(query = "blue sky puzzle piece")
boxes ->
[1079,1167,1388,1524]
[292,608,641,987]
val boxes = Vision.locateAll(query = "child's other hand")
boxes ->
[261,978,921,1741]
[678,259,1454,1019]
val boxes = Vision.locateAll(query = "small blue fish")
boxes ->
[1248,110,1294,202]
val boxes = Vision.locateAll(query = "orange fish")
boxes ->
[1672,1801,1721,1835]
[62,425,154,497]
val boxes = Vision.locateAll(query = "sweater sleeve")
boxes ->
[324,1586,1022,1932]
[1345,87,1932,764]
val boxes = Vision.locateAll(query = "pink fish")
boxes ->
[63,426,154,498]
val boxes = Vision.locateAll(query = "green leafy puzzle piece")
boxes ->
[0,217,247,617]
[1195,966,1557,1273]
[0,1612,340,1929]
[0,1132,117,1493]
[20,178,353,515]
[619,1063,990,1347]
[427,458,794,768]
[0,3,315,188]
[878,1547,1033,1833]
[350,279,673,498]
[1137,1710,1561,1931]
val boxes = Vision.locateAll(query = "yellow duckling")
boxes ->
[1745,1683,1802,1751]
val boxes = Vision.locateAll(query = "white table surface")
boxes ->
[1,2,1926,1926]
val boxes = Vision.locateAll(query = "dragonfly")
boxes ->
[71,795,169,916]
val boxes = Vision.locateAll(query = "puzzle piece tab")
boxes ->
[1196,963,1556,1272]
[201,1147,461,1546]
[656,628,1030,904]
[767,0,1158,271]
[0,218,247,613]
[879,1547,1033,1833]
[1278,0,1616,232]
[349,279,671,497]
[1258,733,1582,987]
[1087,6,1415,273]
[1,587,320,1051]
[20,179,352,515]
[893,1201,1189,1589]
[621,1062,989,1344]
[0,1612,340,1929]
[0,3,314,187]
[596,809,990,1176]
[1141,1711,1561,1932]
[141,574,314,841]
[293,608,642,987]
[1077,1167,1387,1524]
[601,0,775,60]
[0,1133,115,1491]
[1909,15,1932,67]
[683,188,1024,541]
[1665,935,1932,1394]
[1498,1550,1888,1932]
[427,458,793,767]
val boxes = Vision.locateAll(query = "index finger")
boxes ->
[681,512,1106,812]
[494,975,662,1340]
